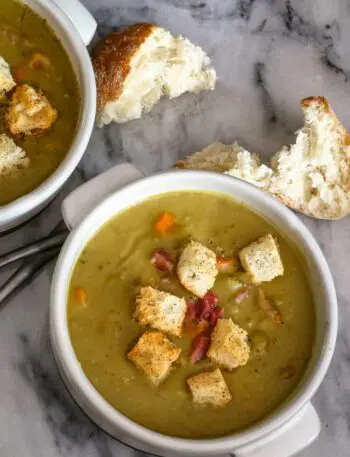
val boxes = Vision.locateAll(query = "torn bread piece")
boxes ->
[176,141,273,188]
[6,84,57,135]
[239,234,283,283]
[187,367,232,407]
[135,286,186,337]
[127,330,181,385]
[177,241,218,298]
[0,56,15,96]
[207,318,250,371]
[178,97,350,220]
[267,96,350,219]
[92,23,216,126]
[176,142,245,172]
[0,133,29,176]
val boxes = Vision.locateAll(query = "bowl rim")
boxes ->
[0,0,96,225]
[50,170,338,454]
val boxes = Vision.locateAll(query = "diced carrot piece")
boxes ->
[154,212,175,234]
[217,256,238,272]
[74,287,87,306]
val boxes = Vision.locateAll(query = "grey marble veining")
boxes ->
[1,0,350,456]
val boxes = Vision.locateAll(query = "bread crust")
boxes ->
[92,23,156,109]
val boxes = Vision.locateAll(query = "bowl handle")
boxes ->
[51,0,97,45]
[61,163,144,230]
[235,403,320,457]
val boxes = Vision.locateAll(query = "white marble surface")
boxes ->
[1,0,350,456]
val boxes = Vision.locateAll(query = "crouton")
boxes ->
[127,331,181,385]
[0,56,15,96]
[177,241,218,297]
[0,133,29,176]
[187,368,232,407]
[207,318,250,371]
[239,234,284,283]
[6,84,57,135]
[135,286,186,337]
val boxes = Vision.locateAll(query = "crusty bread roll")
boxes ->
[178,96,350,220]
[92,23,216,126]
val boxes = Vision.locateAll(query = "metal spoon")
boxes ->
[0,229,68,268]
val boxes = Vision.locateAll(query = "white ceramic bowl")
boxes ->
[0,0,96,232]
[50,169,338,457]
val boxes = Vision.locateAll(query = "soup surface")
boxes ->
[0,0,80,205]
[68,191,315,438]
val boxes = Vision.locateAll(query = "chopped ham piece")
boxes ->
[190,334,211,364]
[151,248,174,273]
[208,306,224,327]
[198,291,218,320]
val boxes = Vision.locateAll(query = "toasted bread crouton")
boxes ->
[207,318,250,371]
[177,241,218,297]
[239,234,283,283]
[128,331,181,385]
[0,133,29,176]
[187,368,232,407]
[135,286,186,337]
[6,84,57,135]
[0,56,15,96]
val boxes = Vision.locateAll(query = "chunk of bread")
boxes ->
[239,234,283,283]
[127,330,181,385]
[178,97,350,220]
[177,241,218,298]
[92,23,216,126]
[0,133,29,176]
[0,56,15,96]
[6,84,57,135]
[176,141,273,188]
[135,286,186,337]
[207,318,250,370]
[187,368,232,407]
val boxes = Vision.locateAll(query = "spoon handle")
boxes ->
[0,247,61,310]
[0,230,68,268]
